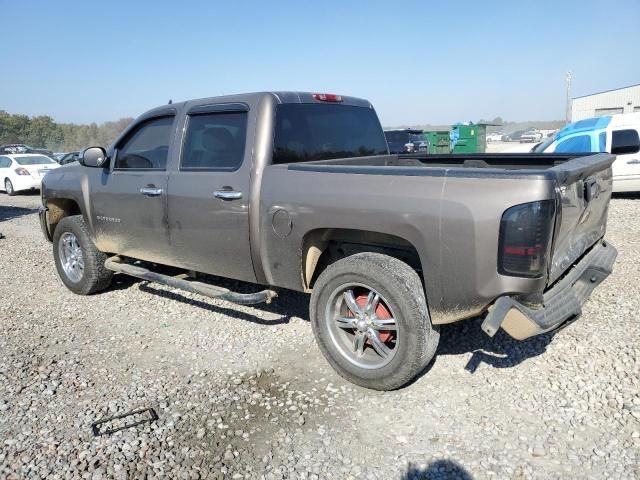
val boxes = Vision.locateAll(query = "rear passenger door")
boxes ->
[90,114,176,263]
[167,104,256,282]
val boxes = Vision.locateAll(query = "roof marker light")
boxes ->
[312,93,343,103]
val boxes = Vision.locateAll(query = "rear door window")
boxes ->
[273,104,388,164]
[0,156,11,168]
[115,116,174,170]
[181,112,248,170]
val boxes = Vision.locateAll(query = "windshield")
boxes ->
[532,135,556,152]
[15,155,56,165]
[555,134,593,153]
[273,104,388,164]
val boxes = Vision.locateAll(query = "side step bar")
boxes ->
[104,257,277,305]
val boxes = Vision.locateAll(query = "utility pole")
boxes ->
[565,71,572,123]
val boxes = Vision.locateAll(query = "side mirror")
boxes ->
[611,142,640,155]
[611,130,640,155]
[81,147,109,168]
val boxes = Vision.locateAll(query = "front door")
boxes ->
[90,115,175,264]
[167,106,256,283]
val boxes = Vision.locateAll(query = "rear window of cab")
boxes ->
[272,104,388,164]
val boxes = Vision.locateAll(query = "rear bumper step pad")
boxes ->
[482,240,617,340]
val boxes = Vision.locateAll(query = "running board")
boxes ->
[104,257,277,305]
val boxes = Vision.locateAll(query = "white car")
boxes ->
[486,132,504,142]
[0,153,60,195]
[519,130,543,143]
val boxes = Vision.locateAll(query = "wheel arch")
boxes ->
[46,198,82,236]
[301,228,424,292]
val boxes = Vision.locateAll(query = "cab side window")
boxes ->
[181,112,248,170]
[611,129,640,155]
[0,156,11,168]
[115,116,174,170]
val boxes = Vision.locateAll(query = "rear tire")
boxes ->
[53,215,113,295]
[5,179,15,196]
[310,253,439,390]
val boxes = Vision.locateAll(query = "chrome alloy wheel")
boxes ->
[325,283,399,369]
[58,232,84,283]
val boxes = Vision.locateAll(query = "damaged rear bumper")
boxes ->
[482,240,617,340]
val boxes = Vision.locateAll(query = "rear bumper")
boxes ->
[12,176,41,192]
[481,240,617,340]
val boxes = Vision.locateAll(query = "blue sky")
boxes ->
[1,0,638,126]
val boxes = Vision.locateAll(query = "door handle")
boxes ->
[140,187,163,197]
[626,159,640,165]
[213,190,243,200]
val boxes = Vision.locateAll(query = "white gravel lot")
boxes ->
[0,192,639,480]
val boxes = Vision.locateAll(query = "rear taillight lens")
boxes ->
[14,167,30,176]
[498,200,556,278]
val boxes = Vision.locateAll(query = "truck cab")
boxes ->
[535,113,640,192]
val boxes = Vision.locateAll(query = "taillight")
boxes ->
[312,93,343,103]
[14,167,30,176]
[498,200,556,278]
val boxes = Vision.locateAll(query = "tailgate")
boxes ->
[547,153,615,285]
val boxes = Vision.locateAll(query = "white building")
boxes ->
[571,84,640,121]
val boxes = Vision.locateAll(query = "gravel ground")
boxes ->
[0,192,638,480]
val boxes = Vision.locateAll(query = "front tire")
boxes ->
[52,215,113,295]
[5,179,15,196]
[310,253,439,390]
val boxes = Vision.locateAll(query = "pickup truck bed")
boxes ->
[39,91,617,390]
[261,152,614,325]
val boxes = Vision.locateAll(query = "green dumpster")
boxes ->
[422,131,451,154]
[450,123,488,154]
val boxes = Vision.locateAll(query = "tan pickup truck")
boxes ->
[39,91,617,390]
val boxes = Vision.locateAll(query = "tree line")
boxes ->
[0,110,133,153]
